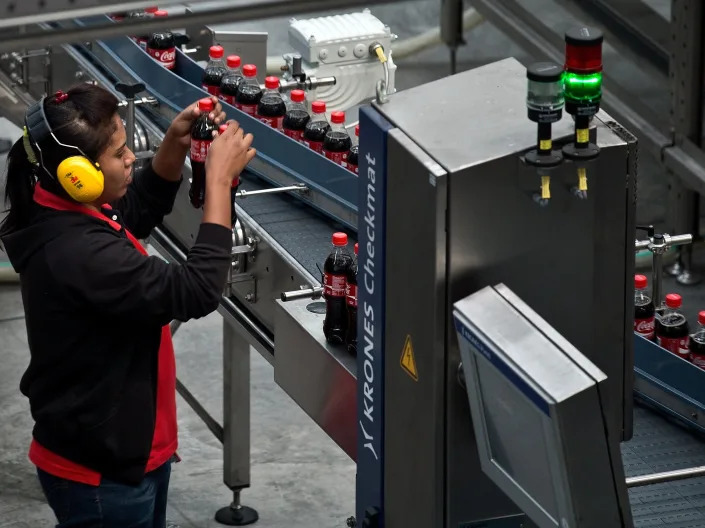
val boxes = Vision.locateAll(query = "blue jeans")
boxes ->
[37,462,171,528]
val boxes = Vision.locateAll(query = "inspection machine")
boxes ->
[4,4,705,528]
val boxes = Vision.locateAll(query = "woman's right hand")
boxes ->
[205,120,256,187]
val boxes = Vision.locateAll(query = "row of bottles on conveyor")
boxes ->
[634,274,705,369]
[200,45,359,174]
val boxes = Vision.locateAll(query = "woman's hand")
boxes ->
[202,121,256,228]
[152,96,227,181]
[205,120,256,186]
[166,96,227,149]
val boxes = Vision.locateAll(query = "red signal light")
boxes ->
[564,27,603,74]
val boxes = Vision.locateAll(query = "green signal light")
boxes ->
[563,71,602,105]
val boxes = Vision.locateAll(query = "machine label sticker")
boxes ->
[220,94,235,105]
[346,283,357,308]
[657,336,689,359]
[240,104,257,117]
[324,273,346,297]
[304,139,324,154]
[202,84,220,97]
[325,150,348,166]
[190,139,212,163]
[284,129,304,142]
[259,116,284,129]
[634,317,655,339]
[400,335,418,381]
[147,47,176,69]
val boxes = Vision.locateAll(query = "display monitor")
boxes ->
[453,284,632,528]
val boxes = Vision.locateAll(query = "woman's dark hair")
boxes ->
[0,83,119,237]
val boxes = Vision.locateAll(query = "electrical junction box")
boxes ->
[284,9,397,113]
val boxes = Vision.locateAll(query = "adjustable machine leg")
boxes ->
[215,321,259,525]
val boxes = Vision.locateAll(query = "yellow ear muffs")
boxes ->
[56,156,104,203]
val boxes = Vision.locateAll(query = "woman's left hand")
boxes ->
[165,96,227,149]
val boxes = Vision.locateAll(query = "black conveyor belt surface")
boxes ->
[626,405,705,526]
[237,176,357,279]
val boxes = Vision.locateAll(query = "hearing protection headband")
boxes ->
[23,96,97,180]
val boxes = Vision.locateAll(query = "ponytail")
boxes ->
[0,137,37,238]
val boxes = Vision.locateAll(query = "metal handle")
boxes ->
[668,234,693,246]
[236,184,308,198]
[280,287,323,302]
[635,239,650,251]
[626,465,705,488]
[277,76,337,92]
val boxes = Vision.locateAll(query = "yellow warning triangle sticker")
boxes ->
[400,335,418,381]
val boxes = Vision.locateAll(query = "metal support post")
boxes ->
[666,0,704,285]
[115,81,146,154]
[441,0,465,75]
[215,320,259,526]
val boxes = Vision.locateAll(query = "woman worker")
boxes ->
[0,83,255,527]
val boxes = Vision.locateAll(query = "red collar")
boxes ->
[33,183,121,231]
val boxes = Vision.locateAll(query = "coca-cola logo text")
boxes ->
[635,319,654,333]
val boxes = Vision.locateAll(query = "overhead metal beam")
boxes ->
[0,0,407,52]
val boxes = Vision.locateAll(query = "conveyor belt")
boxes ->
[237,176,358,279]
[626,405,705,526]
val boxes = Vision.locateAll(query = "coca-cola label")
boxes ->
[692,354,705,370]
[284,128,304,142]
[324,273,346,297]
[304,140,324,154]
[190,139,212,163]
[259,116,284,129]
[634,317,655,339]
[346,283,357,308]
[239,104,257,117]
[657,335,690,359]
[325,150,348,166]
[203,84,220,97]
[220,94,235,105]
[147,47,176,69]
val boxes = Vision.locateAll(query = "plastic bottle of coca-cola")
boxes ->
[189,98,216,208]
[256,77,286,129]
[202,45,227,97]
[146,10,176,70]
[323,111,352,167]
[690,312,705,370]
[346,125,360,174]
[282,90,309,143]
[235,65,263,117]
[134,6,158,49]
[634,274,655,340]
[323,232,353,345]
[655,293,690,360]
[219,55,243,106]
[345,243,358,355]
[303,101,330,154]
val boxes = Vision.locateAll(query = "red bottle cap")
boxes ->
[564,26,603,73]
[209,45,224,59]
[226,55,241,68]
[699,311,705,325]
[355,124,360,136]
[311,100,326,114]
[243,64,257,77]
[219,124,229,134]
[332,232,347,246]
[634,275,647,289]
[330,111,345,124]
[665,293,682,309]
[290,89,305,103]
[198,98,214,112]
[265,76,280,89]
[145,6,158,13]
[154,9,168,17]
[354,242,358,255]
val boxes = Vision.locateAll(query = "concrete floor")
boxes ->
[0,0,698,527]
